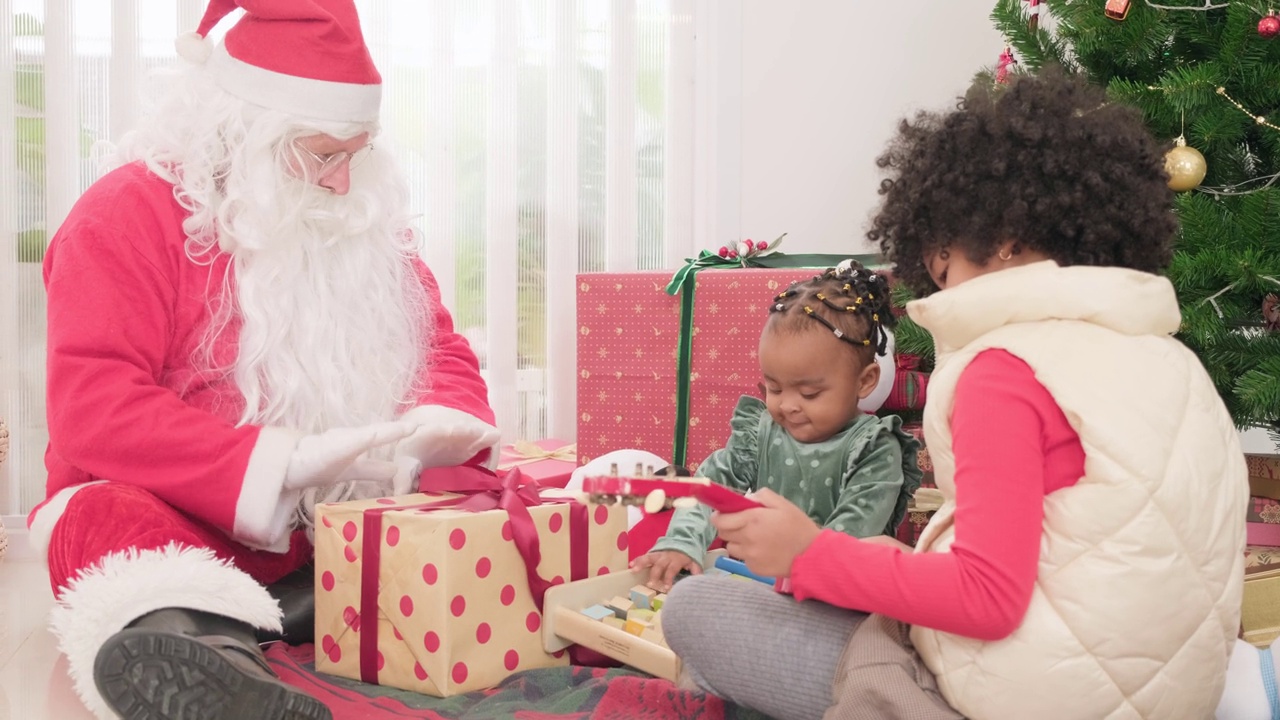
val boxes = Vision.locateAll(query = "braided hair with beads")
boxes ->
[768,261,895,366]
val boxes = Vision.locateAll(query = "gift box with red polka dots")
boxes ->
[314,489,629,696]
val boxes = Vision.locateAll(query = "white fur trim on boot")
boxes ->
[49,543,283,720]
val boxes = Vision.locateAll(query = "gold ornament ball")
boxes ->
[1165,145,1207,192]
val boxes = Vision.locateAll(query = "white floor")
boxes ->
[0,558,95,720]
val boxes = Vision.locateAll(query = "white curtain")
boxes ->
[0,0,701,515]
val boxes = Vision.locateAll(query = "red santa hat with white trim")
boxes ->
[175,0,381,124]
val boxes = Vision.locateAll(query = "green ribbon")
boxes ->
[664,248,885,467]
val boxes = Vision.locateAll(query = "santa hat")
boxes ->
[175,0,382,124]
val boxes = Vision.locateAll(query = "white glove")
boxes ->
[284,421,418,490]
[394,405,501,472]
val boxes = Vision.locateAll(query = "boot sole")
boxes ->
[94,628,332,720]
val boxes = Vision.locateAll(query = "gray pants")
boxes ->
[662,575,865,720]
[663,576,962,720]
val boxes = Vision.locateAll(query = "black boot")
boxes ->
[94,607,332,720]
[258,565,316,646]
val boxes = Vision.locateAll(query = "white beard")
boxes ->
[197,150,432,525]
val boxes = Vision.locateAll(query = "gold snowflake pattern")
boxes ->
[707,348,719,361]
[598,303,608,314]
[597,347,608,358]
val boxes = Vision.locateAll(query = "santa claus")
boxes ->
[27,1,498,718]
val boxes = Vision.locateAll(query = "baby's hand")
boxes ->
[632,550,701,592]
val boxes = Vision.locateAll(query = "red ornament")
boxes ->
[1264,293,1280,330]
[717,246,729,258]
[744,239,755,251]
[727,250,739,260]
[996,47,1017,85]
[757,241,769,251]
[1261,13,1280,38]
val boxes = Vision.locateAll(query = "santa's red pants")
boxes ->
[46,482,312,596]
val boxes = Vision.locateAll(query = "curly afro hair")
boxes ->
[866,66,1178,296]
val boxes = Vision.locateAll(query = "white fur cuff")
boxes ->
[50,544,283,719]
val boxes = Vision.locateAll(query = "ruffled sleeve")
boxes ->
[824,415,923,538]
[649,395,767,563]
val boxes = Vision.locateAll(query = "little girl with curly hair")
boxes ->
[659,67,1247,720]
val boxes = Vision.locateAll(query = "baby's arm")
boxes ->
[649,446,753,561]
[822,430,906,538]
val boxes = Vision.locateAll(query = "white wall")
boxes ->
[731,1,1005,255]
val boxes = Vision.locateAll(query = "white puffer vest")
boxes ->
[907,262,1247,720]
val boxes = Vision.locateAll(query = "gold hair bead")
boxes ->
[804,306,815,315]
[855,297,863,304]
[863,339,871,345]
[816,292,827,300]
[872,314,879,321]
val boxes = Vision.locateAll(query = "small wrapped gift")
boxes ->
[1246,545,1280,569]
[1248,455,1280,500]
[1243,564,1280,648]
[314,467,629,696]
[884,354,929,413]
[496,439,577,489]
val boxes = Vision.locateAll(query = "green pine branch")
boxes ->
[953,1,1280,433]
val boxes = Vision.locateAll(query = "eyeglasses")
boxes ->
[294,142,375,179]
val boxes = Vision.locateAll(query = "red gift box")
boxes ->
[1248,496,1280,525]
[496,439,576,488]
[577,266,841,471]
[886,354,929,412]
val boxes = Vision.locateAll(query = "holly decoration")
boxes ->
[1261,11,1280,39]
[717,233,786,264]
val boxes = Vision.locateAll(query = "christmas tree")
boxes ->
[893,0,1280,433]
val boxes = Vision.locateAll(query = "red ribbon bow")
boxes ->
[357,466,588,685]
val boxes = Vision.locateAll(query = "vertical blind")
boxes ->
[0,0,701,515]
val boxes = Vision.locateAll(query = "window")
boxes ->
[0,0,707,515]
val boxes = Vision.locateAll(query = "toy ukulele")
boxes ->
[581,464,764,514]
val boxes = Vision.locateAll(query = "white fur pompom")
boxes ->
[175,31,212,64]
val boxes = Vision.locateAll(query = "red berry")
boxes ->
[728,250,739,260]
[718,246,729,258]
[757,241,769,251]
[744,239,755,251]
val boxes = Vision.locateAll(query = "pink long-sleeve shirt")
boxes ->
[788,349,1086,640]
